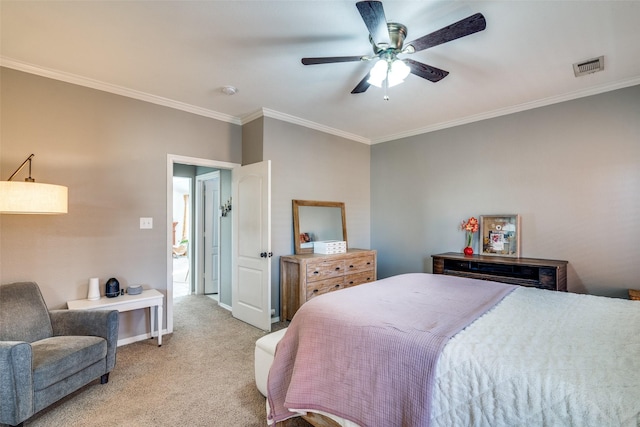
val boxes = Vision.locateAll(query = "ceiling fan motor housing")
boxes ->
[370,22,407,54]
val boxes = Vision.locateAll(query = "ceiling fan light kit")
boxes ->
[368,58,410,88]
[301,1,486,100]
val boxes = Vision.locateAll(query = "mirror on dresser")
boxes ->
[292,200,348,254]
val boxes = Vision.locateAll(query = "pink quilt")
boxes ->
[267,273,516,427]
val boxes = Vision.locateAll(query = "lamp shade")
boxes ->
[0,181,68,214]
[367,60,388,87]
[387,60,410,87]
[367,59,411,89]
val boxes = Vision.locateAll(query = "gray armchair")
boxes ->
[0,282,118,426]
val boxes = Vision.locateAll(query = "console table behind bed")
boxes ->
[432,252,568,291]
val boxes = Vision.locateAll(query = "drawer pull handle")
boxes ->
[366,262,371,265]
[349,265,354,268]
[335,267,340,271]
[312,289,319,293]
[313,271,319,275]
[349,281,354,285]
[335,284,340,288]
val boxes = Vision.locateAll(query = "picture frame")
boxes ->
[479,214,521,257]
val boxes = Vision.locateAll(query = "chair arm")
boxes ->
[50,310,119,372]
[0,341,33,426]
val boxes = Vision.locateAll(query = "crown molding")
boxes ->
[1,57,371,144]
[0,57,242,125]
[262,108,371,145]
[5,56,636,146]
[241,108,371,145]
[371,76,640,144]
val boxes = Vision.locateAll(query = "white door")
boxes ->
[203,175,220,294]
[232,161,271,331]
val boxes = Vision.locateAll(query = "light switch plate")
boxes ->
[140,217,153,229]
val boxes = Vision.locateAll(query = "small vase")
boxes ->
[463,231,474,256]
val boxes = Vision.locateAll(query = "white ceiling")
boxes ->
[2,1,639,144]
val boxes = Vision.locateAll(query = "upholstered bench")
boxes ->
[254,327,288,396]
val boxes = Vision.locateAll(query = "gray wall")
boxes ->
[0,68,371,336]
[242,117,264,166]
[0,68,242,338]
[3,64,637,345]
[262,117,371,315]
[371,85,640,298]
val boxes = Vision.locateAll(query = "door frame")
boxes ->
[166,154,240,334]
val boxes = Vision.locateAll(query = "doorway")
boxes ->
[166,155,240,334]
[166,155,272,333]
[172,176,191,298]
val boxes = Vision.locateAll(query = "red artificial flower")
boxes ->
[460,217,479,233]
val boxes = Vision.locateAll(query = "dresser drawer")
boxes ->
[307,260,346,282]
[280,249,377,321]
[344,270,375,288]
[345,255,375,274]
[306,277,344,299]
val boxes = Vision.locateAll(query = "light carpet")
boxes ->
[21,295,301,427]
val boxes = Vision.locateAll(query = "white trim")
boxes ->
[1,57,241,125]
[0,57,370,145]
[243,108,371,145]
[116,329,168,347]
[169,154,238,170]
[218,302,232,312]
[370,76,640,144]
[167,154,241,334]
[219,302,281,323]
[5,55,638,146]
[241,109,265,125]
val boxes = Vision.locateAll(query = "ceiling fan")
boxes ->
[301,1,486,99]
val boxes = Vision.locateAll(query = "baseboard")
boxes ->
[116,302,279,344]
[215,301,280,324]
[117,329,167,347]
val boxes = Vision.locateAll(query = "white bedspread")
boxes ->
[431,286,640,426]
[286,286,640,426]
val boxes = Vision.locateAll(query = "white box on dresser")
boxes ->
[313,240,347,254]
[280,248,377,321]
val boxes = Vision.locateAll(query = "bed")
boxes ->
[267,273,640,427]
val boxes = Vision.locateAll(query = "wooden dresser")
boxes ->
[280,248,377,320]
[432,252,568,291]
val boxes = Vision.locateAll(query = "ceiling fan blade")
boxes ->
[356,1,391,47]
[405,13,486,53]
[351,73,371,94]
[302,56,365,65]
[404,59,449,82]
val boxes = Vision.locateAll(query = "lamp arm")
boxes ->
[7,154,35,182]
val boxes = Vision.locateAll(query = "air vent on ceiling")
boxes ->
[573,56,604,77]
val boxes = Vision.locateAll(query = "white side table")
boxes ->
[67,289,164,346]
